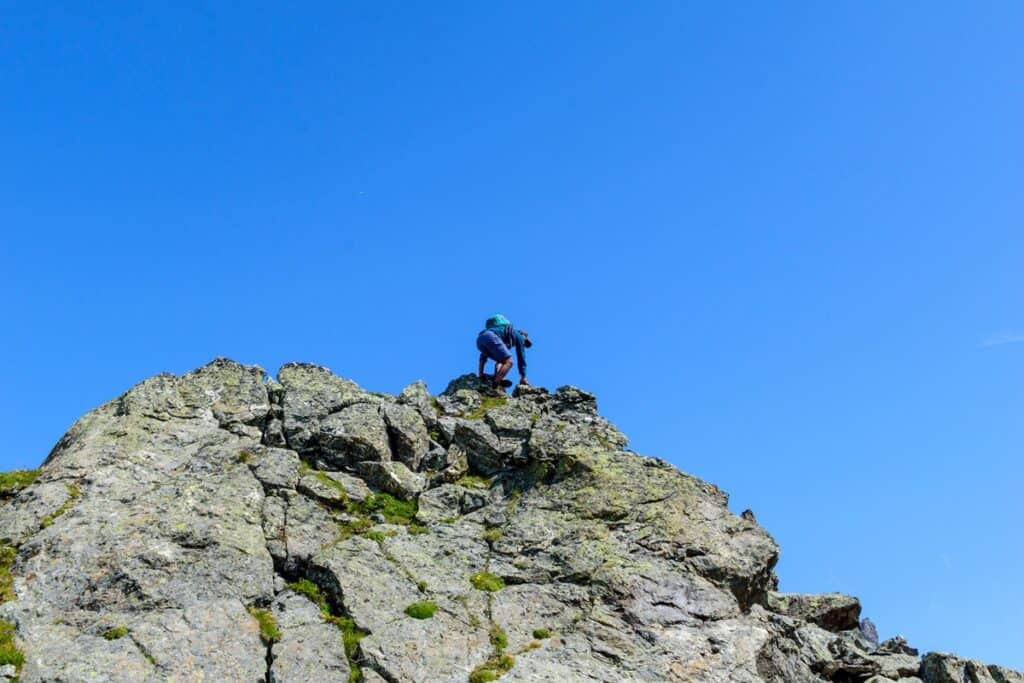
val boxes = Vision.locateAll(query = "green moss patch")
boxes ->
[287,579,367,682]
[455,474,492,490]
[404,601,438,619]
[0,470,39,498]
[286,578,319,602]
[489,625,508,652]
[40,482,82,529]
[0,619,24,668]
[470,571,505,592]
[337,515,375,540]
[247,606,281,644]
[331,615,368,682]
[482,528,502,544]
[465,395,508,420]
[364,530,397,543]
[469,654,514,683]
[103,626,129,640]
[237,450,255,464]
[532,628,551,639]
[357,493,416,524]
[313,470,351,502]
[0,546,16,604]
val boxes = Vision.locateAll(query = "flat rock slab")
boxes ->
[270,591,350,683]
[766,591,861,632]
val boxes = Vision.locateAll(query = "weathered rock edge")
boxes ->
[0,358,1017,683]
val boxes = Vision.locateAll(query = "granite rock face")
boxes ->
[0,359,1018,682]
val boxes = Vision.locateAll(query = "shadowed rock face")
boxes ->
[0,358,1019,683]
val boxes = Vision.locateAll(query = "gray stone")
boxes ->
[278,363,374,453]
[360,670,389,683]
[453,419,519,474]
[873,651,924,680]
[318,402,391,468]
[0,479,76,545]
[323,470,371,503]
[262,493,287,544]
[398,379,434,415]
[283,493,338,573]
[297,472,347,507]
[551,385,599,414]
[270,590,350,682]
[436,389,480,417]
[484,398,537,439]
[355,461,425,500]
[428,443,469,486]
[360,609,490,683]
[382,403,430,470]
[921,652,1023,683]
[441,373,493,396]
[879,634,919,655]
[766,591,861,632]
[252,447,301,490]
[309,537,421,635]
[860,616,880,647]
[416,484,464,524]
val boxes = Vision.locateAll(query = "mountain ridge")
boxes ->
[0,357,1018,683]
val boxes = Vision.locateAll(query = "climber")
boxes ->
[476,314,532,393]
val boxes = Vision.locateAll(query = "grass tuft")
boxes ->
[247,606,281,644]
[287,579,367,682]
[469,654,514,683]
[456,474,492,490]
[482,528,502,544]
[470,571,505,593]
[404,601,438,619]
[0,546,16,604]
[40,482,82,529]
[0,619,24,668]
[363,529,397,543]
[357,493,417,524]
[103,626,129,640]
[489,625,508,652]
[312,470,351,505]
[0,470,39,498]
[465,395,507,420]
[287,578,324,604]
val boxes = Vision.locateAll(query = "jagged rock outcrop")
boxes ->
[0,358,1019,682]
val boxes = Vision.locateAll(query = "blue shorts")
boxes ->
[477,330,512,363]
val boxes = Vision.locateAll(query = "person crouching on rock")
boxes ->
[476,314,532,394]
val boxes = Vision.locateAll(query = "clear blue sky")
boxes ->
[2,1,1022,669]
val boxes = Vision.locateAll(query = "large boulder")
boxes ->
[766,592,861,632]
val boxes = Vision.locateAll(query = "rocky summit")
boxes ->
[0,359,1019,683]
